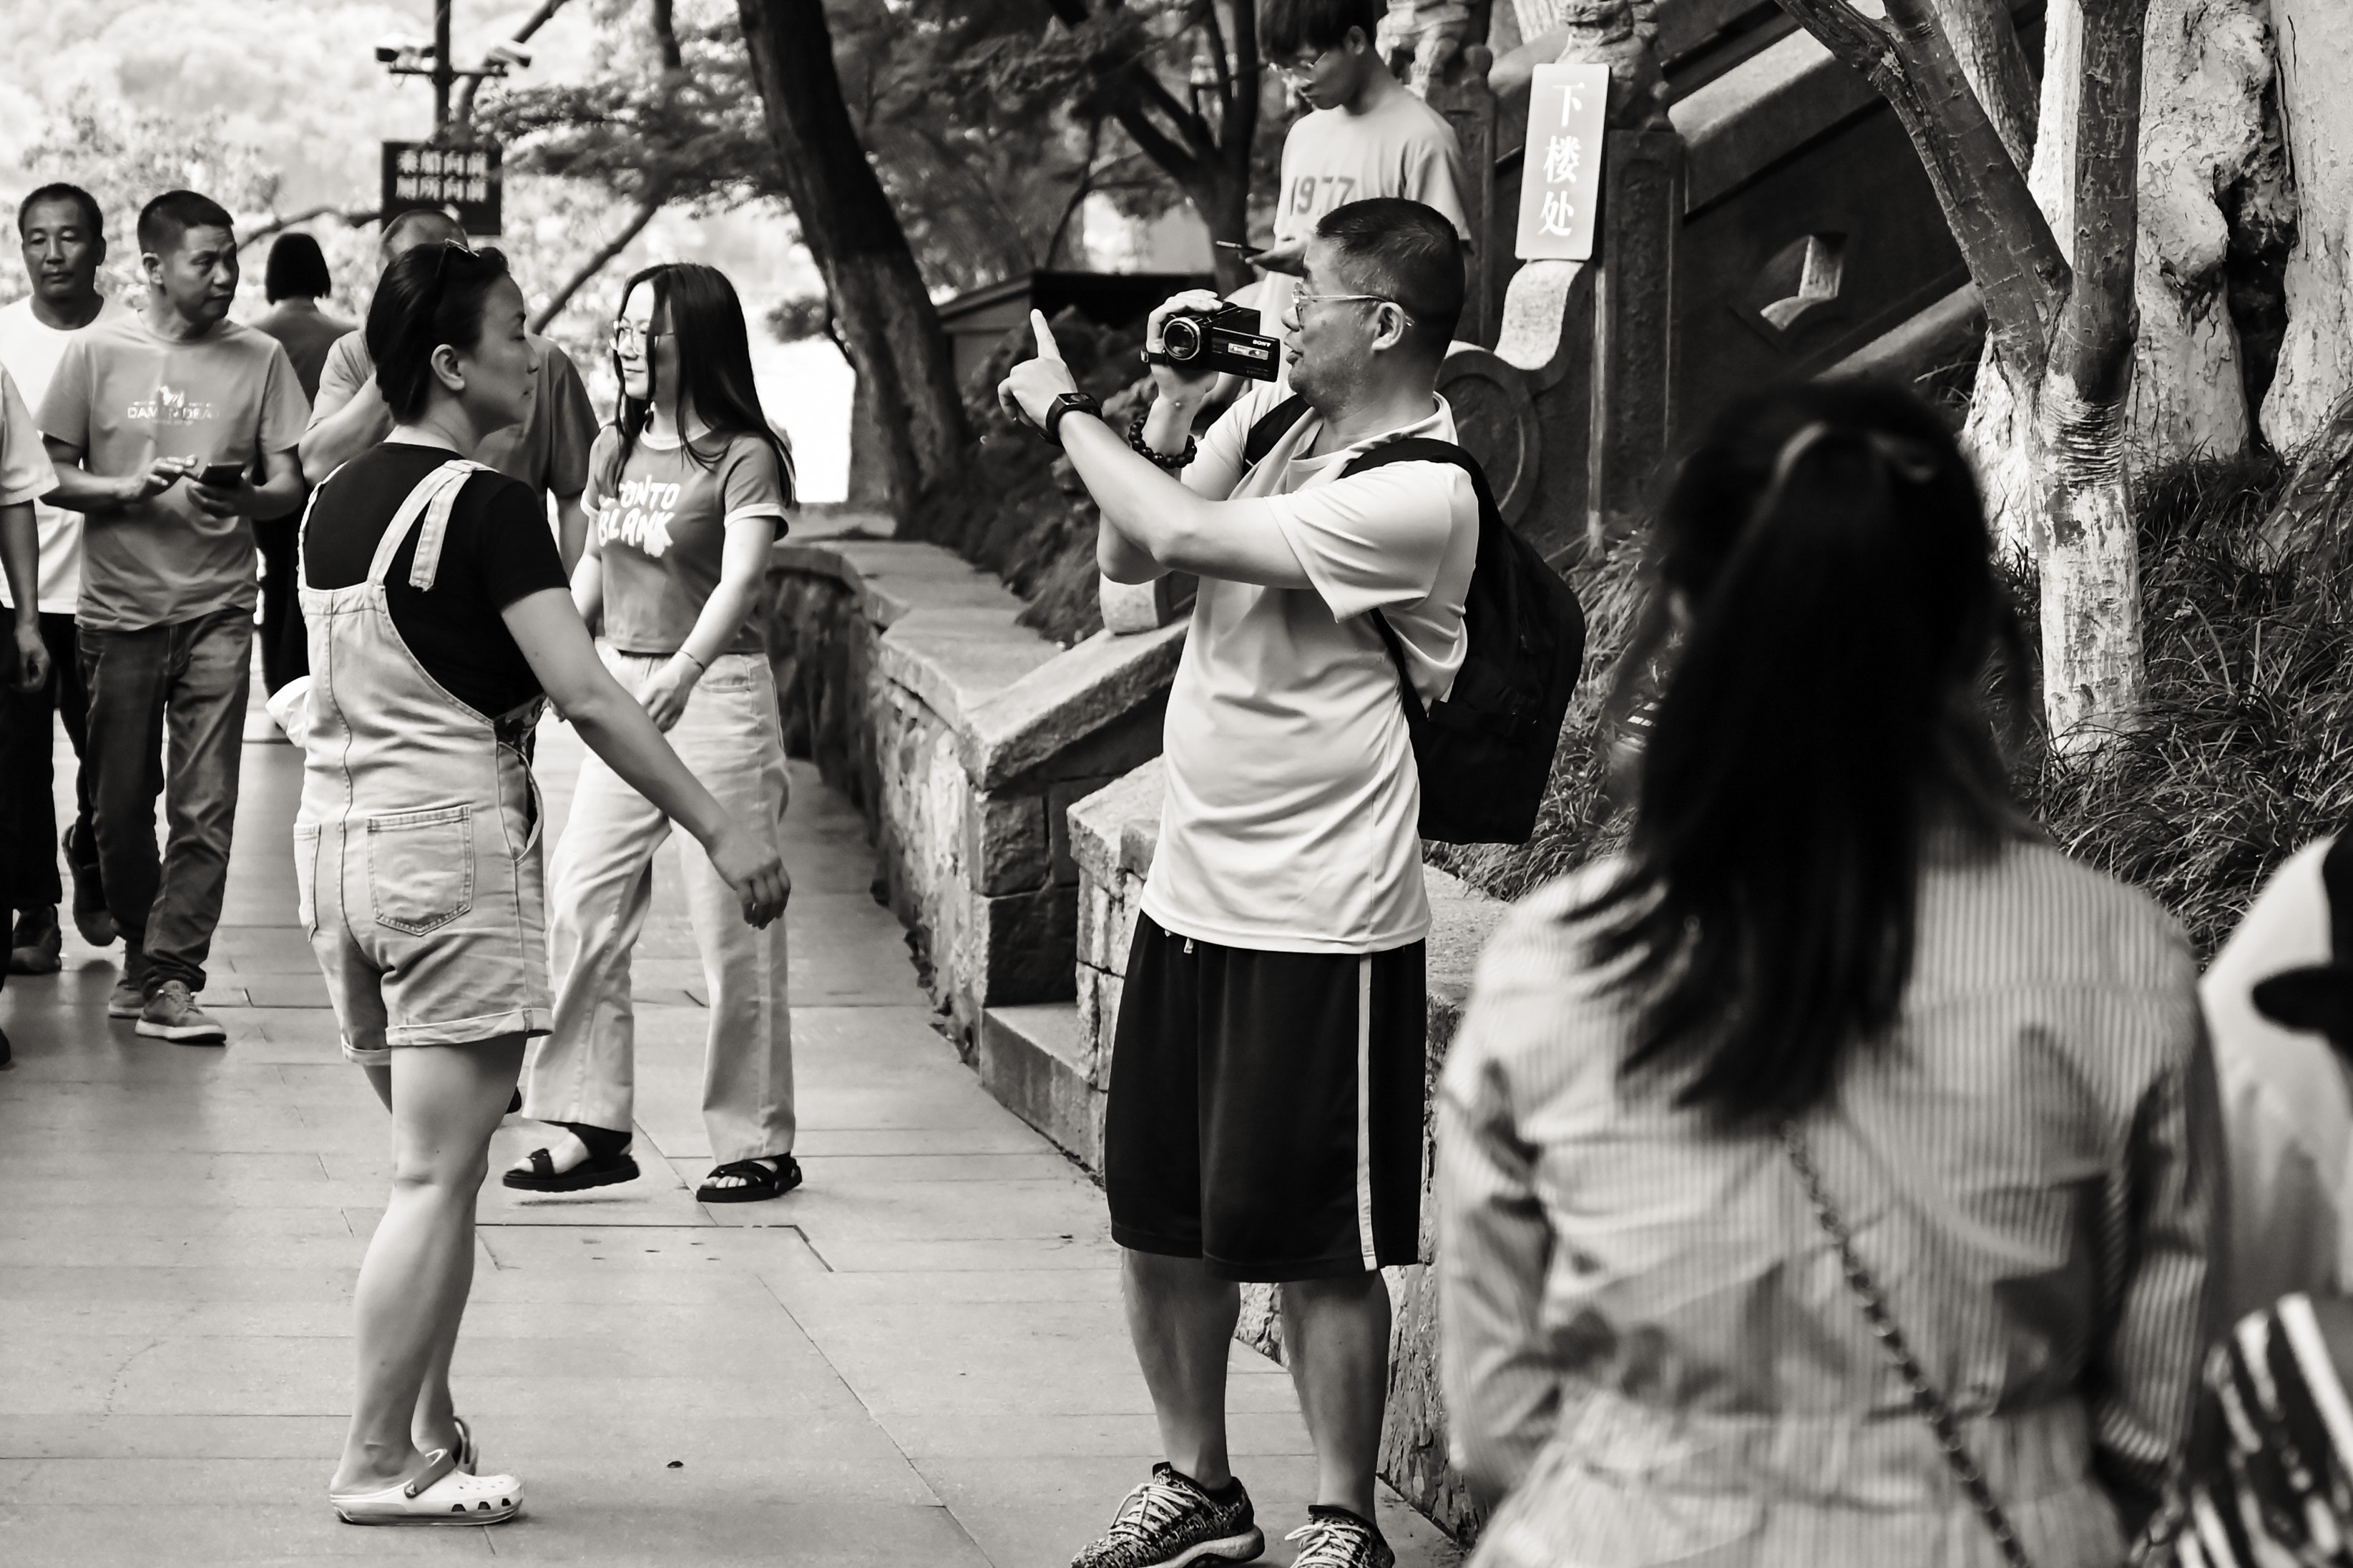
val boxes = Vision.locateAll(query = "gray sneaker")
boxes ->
[137,980,226,1045]
[107,972,145,1019]
[1072,1464,1263,1568]
[1282,1509,1393,1568]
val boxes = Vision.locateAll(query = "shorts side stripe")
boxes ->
[1355,955,1377,1271]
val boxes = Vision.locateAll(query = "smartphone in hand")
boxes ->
[195,461,246,488]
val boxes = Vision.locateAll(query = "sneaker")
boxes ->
[9,906,62,975]
[106,972,145,1019]
[1283,1508,1392,1568]
[136,979,227,1045]
[1072,1464,1263,1568]
[64,825,117,947]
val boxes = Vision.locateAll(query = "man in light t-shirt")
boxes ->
[1252,0,1470,339]
[0,182,132,974]
[41,189,309,1045]
[1001,200,1478,1568]
[300,207,598,569]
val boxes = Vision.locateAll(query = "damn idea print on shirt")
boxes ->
[127,383,216,424]
[603,474,682,556]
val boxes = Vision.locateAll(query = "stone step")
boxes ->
[978,1001,1104,1171]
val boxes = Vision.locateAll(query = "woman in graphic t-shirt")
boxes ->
[507,262,801,1204]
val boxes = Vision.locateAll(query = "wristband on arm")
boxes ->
[1042,392,1101,449]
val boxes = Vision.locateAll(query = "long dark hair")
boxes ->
[366,242,512,422]
[1582,380,2028,1130]
[611,262,794,496]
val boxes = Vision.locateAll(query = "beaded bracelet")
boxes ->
[1127,405,1196,473]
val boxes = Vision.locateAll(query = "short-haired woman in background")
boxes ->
[1436,382,2222,1567]
[248,230,354,695]
[505,262,801,1205]
[295,242,788,1524]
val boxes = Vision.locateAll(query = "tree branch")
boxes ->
[454,0,577,134]
[238,205,378,251]
[529,174,672,333]
[1779,0,2067,378]
[650,0,685,72]
[1929,0,2038,167]
[2046,0,2149,403]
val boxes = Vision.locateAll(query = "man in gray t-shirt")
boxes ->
[39,189,308,1044]
[300,208,597,569]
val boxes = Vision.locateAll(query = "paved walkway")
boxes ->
[0,685,1464,1566]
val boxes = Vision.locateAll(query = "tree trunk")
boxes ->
[2259,0,2349,451]
[735,0,968,519]
[2030,0,2149,745]
[1974,0,2276,539]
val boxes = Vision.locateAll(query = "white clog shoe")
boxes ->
[331,1447,522,1525]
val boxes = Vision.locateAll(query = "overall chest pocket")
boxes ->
[366,807,475,935]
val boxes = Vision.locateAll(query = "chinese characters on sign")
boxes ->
[1513,64,1610,262]
[379,141,504,235]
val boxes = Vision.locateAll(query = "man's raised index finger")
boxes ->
[1029,308,1063,361]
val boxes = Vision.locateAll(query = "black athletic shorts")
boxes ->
[1104,913,1428,1283]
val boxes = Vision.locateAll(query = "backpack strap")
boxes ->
[1337,438,1495,739]
[1241,393,1311,469]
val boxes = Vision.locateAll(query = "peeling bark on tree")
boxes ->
[2260,0,2353,451]
[2128,0,2274,471]
[1782,0,2149,747]
[735,0,968,518]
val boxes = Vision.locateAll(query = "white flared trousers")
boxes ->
[524,647,795,1163]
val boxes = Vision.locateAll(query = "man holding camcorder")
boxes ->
[1000,197,1479,1568]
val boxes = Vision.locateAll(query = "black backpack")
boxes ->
[1242,395,1586,846]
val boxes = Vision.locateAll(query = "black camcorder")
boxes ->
[1160,304,1281,382]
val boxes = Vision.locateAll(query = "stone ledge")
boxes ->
[772,537,1026,629]
[1070,756,1165,891]
[877,607,1062,735]
[977,1001,1102,1162]
[962,622,1188,792]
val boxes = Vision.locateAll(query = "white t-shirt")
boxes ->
[1261,89,1471,336]
[1141,381,1480,954]
[0,293,133,612]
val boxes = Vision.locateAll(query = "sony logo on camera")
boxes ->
[1162,305,1281,383]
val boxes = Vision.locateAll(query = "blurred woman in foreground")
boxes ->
[1436,381,2223,1567]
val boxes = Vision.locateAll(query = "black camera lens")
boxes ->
[1162,316,1205,362]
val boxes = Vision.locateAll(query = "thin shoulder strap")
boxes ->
[363,459,488,592]
[1781,1122,2036,1568]
[1338,437,1494,727]
[1241,393,1311,469]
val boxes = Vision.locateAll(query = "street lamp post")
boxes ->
[374,0,531,143]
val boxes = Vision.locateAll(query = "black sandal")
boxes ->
[697,1155,803,1204]
[501,1143,640,1192]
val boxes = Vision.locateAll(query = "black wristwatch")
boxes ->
[1042,391,1102,449]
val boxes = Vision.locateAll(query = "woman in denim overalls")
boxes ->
[288,243,787,1525]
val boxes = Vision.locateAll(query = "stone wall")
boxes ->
[763,521,1185,1046]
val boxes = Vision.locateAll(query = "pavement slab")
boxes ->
[0,682,1464,1566]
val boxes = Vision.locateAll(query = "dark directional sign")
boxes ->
[380,140,503,235]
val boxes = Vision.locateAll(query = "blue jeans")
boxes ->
[79,605,253,995]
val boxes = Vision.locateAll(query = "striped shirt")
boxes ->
[1437,837,2224,1567]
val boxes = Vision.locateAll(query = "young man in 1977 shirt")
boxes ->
[999,198,1479,1568]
